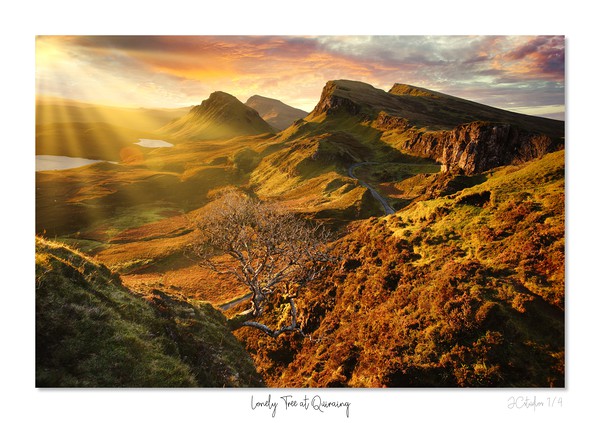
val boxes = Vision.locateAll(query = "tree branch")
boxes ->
[191,190,335,337]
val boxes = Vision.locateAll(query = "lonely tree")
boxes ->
[191,191,333,338]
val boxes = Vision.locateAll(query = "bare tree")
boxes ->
[191,190,334,338]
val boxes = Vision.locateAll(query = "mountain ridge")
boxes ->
[294,80,564,174]
[160,91,276,140]
[245,94,308,131]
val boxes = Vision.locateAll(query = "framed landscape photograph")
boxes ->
[35,34,565,392]
[19,0,599,411]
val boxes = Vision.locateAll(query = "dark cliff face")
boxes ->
[310,81,363,117]
[374,111,411,131]
[398,121,558,174]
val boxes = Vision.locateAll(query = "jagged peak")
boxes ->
[307,79,418,122]
[307,80,383,119]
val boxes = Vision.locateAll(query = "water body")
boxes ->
[36,155,117,172]
[135,139,174,148]
[37,139,172,171]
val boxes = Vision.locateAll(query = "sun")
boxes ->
[36,38,58,62]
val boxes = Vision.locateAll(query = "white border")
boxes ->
[4,1,596,421]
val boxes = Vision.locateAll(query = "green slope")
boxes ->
[36,237,262,387]
[160,91,276,141]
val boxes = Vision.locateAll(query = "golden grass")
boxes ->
[121,263,249,305]
[236,150,564,388]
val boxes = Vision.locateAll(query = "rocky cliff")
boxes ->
[303,80,564,174]
[308,80,367,118]
[397,121,557,174]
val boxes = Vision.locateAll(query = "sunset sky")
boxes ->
[36,35,565,119]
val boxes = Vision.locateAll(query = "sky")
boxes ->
[36,35,565,120]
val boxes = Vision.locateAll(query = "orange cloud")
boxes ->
[35,36,564,118]
[491,36,564,82]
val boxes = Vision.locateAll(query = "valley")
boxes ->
[35,78,565,388]
[348,162,396,214]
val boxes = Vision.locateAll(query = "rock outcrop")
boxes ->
[398,121,557,174]
[302,80,564,175]
[308,80,366,117]
[388,83,443,98]
[374,111,411,131]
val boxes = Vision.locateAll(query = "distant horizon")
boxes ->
[36,80,565,122]
[36,36,565,121]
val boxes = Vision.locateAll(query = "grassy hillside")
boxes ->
[160,91,275,141]
[35,134,283,308]
[249,132,389,220]
[306,80,564,137]
[248,126,443,221]
[387,82,564,135]
[35,133,265,239]
[234,150,564,387]
[36,237,262,387]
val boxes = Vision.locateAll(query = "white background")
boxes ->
[1,1,595,421]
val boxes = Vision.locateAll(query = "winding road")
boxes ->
[217,162,431,309]
[348,162,396,215]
